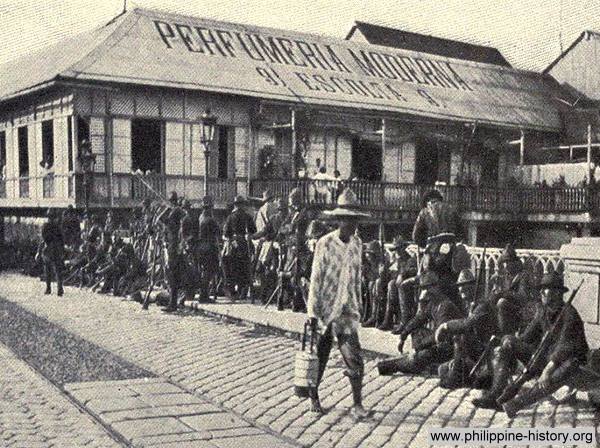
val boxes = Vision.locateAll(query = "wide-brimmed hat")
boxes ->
[233,195,246,205]
[498,244,519,263]
[456,269,476,286]
[322,189,370,218]
[422,189,443,207]
[201,195,214,208]
[419,271,439,289]
[538,271,568,292]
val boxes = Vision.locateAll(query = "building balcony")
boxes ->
[249,178,599,223]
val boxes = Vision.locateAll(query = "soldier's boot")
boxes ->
[502,383,555,418]
[472,364,510,410]
[309,388,325,414]
[362,300,377,327]
[44,285,52,295]
[349,376,371,421]
[377,301,395,331]
[57,285,64,297]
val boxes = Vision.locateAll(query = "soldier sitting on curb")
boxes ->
[474,271,589,412]
[377,271,463,376]
[435,268,498,389]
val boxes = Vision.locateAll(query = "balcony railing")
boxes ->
[249,179,598,215]
[84,173,238,206]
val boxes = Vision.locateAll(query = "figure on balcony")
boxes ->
[222,195,256,301]
[41,209,65,297]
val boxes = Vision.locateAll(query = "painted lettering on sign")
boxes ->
[153,19,473,94]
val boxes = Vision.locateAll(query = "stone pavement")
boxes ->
[1,273,598,448]
[187,300,401,356]
[0,343,120,448]
[65,377,295,448]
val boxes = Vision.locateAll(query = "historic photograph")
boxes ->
[0,0,599,446]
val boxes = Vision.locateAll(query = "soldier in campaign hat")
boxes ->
[377,270,463,376]
[222,195,256,300]
[475,271,589,413]
[197,196,220,302]
[41,209,65,296]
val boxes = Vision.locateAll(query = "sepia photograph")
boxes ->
[0,0,599,446]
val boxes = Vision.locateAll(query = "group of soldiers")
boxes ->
[36,187,596,418]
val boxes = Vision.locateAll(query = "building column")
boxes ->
[467,221,479,246]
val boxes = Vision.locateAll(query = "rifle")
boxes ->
[469,335,500,381]
[496,278,585,405]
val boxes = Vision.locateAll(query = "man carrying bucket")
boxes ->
[306,188,371,421]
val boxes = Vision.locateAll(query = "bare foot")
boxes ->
[350,405,372,421]
[310,399,326,415]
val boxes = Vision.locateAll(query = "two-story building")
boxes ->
[0,7,587,247]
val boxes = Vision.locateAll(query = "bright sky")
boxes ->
[1,0,599,71]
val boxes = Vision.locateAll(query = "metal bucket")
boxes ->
[294,320,319,398]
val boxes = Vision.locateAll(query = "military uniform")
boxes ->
[377,272,463,376]
[435,269,498,388]
[159,195,187,311]
[474,272,589,412]
[489,244,534,335]
[41,210,65,296]
[197,197,220,302]
[222,196,256,299]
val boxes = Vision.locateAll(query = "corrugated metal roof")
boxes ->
[346,21,511,67]
[0,7,561,131]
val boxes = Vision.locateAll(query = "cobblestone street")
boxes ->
[0,343,120,448]
[1,273,598,447]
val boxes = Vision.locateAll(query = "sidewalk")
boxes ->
[186,300,401,357]
[0,343,120,448]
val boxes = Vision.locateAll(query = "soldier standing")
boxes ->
[474,271,588,412]
[222,195,256,300]
[307,189,371,421]
[198,196,220,302]
[41,209,65,296]
[278,188,311,312]
[158,192,186,312]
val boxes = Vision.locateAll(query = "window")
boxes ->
[18,126,29,177]
[41,120,54,168]
[67,118,73,172]
[217,126,229,179]
[0,131,5,167]
[132,118,162,173]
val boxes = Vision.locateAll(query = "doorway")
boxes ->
[415,137,452,185]
[480,148,500,185]
[131,119,162,173]
[351,136,382,181]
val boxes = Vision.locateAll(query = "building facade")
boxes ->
[0,7,593,248]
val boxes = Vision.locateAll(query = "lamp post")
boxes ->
[200,109,218,197]
[78,139,96,212]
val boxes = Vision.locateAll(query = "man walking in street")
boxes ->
[41,209,65,296]
[307,188,371,421]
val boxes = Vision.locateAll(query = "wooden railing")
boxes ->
[249,178,597,215]
[86,173,238,206]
